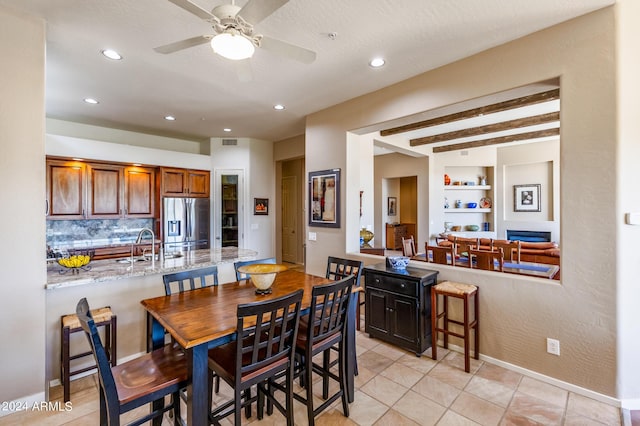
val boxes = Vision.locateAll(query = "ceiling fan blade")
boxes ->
[260,36,316,64]
[167,0,216,20]
[238,0,289,26]
[154,35,212,54]
[234,59,253,82]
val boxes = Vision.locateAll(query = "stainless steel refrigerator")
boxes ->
[163,198,210,252]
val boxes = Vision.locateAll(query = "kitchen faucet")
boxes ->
[134,227,156,265]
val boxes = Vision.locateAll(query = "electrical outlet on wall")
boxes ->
[546,338,560,355]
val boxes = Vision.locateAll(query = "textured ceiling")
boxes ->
[0,0,613,142]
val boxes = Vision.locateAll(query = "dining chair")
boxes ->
[453,236,480,264]
[469,248,504,271]
[326,256,363,327]
[490,239,521,263]
[162,265,218,295]
[292,275,355,426]
[233,257,276,281]
[75,297,188,426]
[426,244,455,265]
[207,289,303,426]
[401,235,416,257]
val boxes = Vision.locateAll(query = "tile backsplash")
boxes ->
[46,218,154,249]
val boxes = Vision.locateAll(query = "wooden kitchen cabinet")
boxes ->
[160,167,210,198]
[87,163,122,218]
[364,263,438,355]
[46,159,86,219]
[123,166,155,217]
[87,163,155,219]
[47,158,156,220]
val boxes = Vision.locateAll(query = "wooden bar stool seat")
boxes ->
[431,281,478,372]
[61,306,116,402]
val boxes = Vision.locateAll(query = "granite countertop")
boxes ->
[46,247,258,290]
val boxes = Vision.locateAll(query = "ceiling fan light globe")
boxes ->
[211,32,255,60]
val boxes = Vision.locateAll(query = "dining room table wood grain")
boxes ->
[141,269,357,426]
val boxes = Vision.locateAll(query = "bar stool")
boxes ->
[431,281,478,372]
[60,306,116,402]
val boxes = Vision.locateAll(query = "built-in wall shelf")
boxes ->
[445,208,491,213]
[444,185,491,191]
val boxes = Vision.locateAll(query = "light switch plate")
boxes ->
[308,232,317,241]
[626,213,640,225]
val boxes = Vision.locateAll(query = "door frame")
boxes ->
[213,169,245,249]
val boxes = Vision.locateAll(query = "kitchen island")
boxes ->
[44,247,259,391]
[46,247,257,290]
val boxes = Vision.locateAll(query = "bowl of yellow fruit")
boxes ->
[58,251,93,274]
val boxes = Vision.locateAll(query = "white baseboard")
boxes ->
[0,391,46,417]
[443,342,621,407]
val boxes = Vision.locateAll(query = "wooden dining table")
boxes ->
[141,269,358,426]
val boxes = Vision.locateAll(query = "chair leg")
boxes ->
[463,293,470,373]
[322,348,330,399]
[431,290,438,361]
[474,291,480,360]
[443,295,449,349]
[305,354,315,426]
[61,326,71,403]
[285,369,294,426]
[172,391,182,426]
[339,343,349,418]
[110,315,117,366]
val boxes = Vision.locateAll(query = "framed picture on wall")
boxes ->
[388,197,397,216]
[309,168,340,228]
[254,198,268,215]
[514,184,541,212]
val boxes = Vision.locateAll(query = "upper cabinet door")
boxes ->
[160,167,188,197]
[160,167,210,198]
[187,170,210,197]
[46,160,86,219]
[87,163,123,218]
[124,166,155,217]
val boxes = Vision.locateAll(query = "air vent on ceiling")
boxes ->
[222,139,238,146]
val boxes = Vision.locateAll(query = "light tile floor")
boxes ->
[0,320,629,426]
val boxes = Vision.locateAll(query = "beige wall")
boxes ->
[307,8,623,399]
[0,6,46,403]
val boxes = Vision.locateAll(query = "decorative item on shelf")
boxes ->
[444,174,451,185]
[467,202,477,208]
[455,199,462,208]
[58,250,94,274]
[453,181,462,186]
[480,197,492,208]
[479,176,487,186]
[360,228,374,247]
[482,222,490,231]
[451,225,461,231]
[236,263,288,295]
[464,181,475,186]
[466,225,480,231]
[444,221,453,232]
[386,256,410,270]
[444,197,449,209]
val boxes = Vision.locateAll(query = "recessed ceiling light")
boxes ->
[369,58,385,68]
[223,128,232,132]
[101,49,122,60]
[132,163,142,167]
[164,115,176,121]
[84,98,99,104]
[274,104,285,110]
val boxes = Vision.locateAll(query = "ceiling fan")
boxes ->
[155,0,317,64]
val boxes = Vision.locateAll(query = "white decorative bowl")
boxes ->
[387,256,411,270]
[236,263,288,294]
